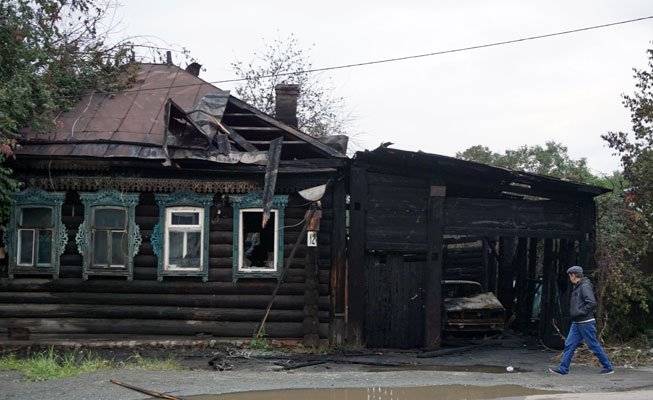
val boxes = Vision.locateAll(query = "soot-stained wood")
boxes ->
[424,185,445,349]
[364,254,424,348]
[347,166,368,344]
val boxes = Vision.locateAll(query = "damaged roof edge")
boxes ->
[355,147,610,197]
[227,96,347,159]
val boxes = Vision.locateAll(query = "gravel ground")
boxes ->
[1,346,652,400]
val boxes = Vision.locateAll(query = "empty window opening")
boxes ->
[239,209,278,271]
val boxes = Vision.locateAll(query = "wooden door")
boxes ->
[364,254,425,348]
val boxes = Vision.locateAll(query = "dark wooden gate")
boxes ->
[364,254,425,348]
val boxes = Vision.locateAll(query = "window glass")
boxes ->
[171,212,200,225]
[111,231,126,266]
[241,211,276,270]
[21,207,52,227]
[94,208,126,229]
[93,231,108,265]
[18,229,34,265]
[186,231,201,261]
[37,230,52,265]
[168,231,184,264]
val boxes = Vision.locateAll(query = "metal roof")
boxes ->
[18,63,344,163]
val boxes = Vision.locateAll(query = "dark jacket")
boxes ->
[569,277,597,322]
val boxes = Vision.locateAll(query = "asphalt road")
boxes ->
[2,346,652,400]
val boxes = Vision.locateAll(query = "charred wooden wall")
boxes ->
[0,188,334,339]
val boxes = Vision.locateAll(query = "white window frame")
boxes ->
[164,206,204,271]
[17,207,54,268]
[238,208,279,273]
[91,206,129,269]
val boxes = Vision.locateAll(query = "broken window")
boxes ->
[230,194,288,279]
[239,209,278,271]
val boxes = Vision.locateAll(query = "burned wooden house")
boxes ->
[348,148,608,349]
[0,61,608,350]
[0,63,347,344]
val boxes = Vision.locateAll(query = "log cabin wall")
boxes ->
[0,183,334,340]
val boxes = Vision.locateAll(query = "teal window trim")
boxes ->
[230,193,288,281]
[6,189,66,279]
[76,191,140,280]
[152,192,213,282]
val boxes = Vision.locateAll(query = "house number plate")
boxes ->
[307,231,318,247]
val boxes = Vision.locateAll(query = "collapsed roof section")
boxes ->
[354,147,609,201]
[17,63,347,165]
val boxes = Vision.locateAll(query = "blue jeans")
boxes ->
[558,321,613,374]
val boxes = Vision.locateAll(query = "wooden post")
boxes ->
[329,177,347,345]
[522,238,539,331]
[481,238,489,291]
[486,238,498,294]
[497,237,517,311]
[513,238,528,332]
[347,166,367,345]
[578,199,597,273]
[303,205,322,347]
[423,185,445,349]
[303,243,320,347]
[539,238,555,343]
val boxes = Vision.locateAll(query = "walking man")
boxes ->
[549,266,614,375]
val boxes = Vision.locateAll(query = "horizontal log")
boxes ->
[0,278,328,296]
[444,226,582,239]
[0,304,328,322]
[0,291,330,310]
[59,265,331,283]
[0,318,329,338]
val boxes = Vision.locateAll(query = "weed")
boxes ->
[249,331,271,350]
[0,348,110,381]
[126,353,183,371]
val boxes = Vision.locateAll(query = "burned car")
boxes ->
[443,280,505,333]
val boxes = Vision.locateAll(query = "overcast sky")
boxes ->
[117,0,653,174]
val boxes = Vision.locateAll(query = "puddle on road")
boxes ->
[363,364,531,373]
[181,385,561,400]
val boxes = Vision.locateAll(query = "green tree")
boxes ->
[231,34,351,137]
[456,141,594,183]
[600,47,653,339]
[602,47,653,252]
[0,0,137,220]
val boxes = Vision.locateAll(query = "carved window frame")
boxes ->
[152,192,213,282]
[76,191,141,280]
[230,193,288,280]
[6,189,67,279]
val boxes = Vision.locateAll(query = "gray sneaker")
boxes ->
[548,368,567,375]
[600,368,614,375]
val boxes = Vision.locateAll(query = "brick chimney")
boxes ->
[185,62,202,77]
[275,84,299,128]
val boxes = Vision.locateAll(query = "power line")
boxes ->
[59,15,653,97]
[211,15,653,84]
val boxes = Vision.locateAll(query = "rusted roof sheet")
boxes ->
[17,64,267,164]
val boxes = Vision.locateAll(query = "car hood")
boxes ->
[444,292,505,312]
